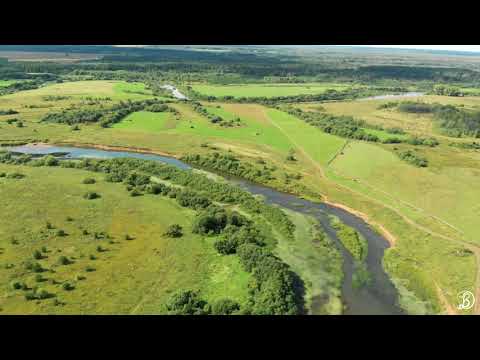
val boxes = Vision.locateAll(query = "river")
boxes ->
[6,143,403,315]
[161,84,188,100]
[359,92,425,101]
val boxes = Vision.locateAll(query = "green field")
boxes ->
[113,111,174,132]
[329,141,480,244]
[0,80,19,88]
[0,163,251,314]
[2,78,479,314]
[265,108,347,166]
[191,83,355,98]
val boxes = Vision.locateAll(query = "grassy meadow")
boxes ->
[1,79,479,314]
[191,83,356,98]
[0,163,251,314]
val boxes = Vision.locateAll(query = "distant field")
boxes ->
[0,163,250,314]
[315,95,480,138]
[0,80,155,102]
[329,141,480,244]
[113,112,174,132]
[265,108,346,166]
[191,83,355,98]
[0,80,19,88]
[167,103,294,155]
[0,51,101,62]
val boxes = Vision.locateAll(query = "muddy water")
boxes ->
[7,144,403,315]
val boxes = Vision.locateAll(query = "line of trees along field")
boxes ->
[396,101,480,138]
[41,99,177,128]
[0,152,302,314]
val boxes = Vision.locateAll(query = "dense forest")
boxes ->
[4,46,480,92]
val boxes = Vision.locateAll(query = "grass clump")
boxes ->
[83,191,100,200]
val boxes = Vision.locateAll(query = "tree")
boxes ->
[164,224,183,238]
[210,299,240,315]
[165,290,210,315]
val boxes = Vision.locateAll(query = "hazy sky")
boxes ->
[358,45,480,53]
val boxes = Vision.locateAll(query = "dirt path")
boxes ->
[262,108,480,315]
[261,108,327,179]
[434,282,457,315]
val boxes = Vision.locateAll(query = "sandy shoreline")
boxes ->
[323,199,397,247]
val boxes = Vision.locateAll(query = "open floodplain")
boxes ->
[1,68,480,314]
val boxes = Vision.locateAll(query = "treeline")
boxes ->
[449,141,480,150]
[190,102,242,127]
[431,85,463,97]
[187,87,380,105]
[41,98,176,127]
[397,150,428,167]
[279,106,386,143]
[0,80,46,96]
[182,152,276,183]
[397,102,480,138]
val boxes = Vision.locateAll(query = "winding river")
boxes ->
[6,144,403,315]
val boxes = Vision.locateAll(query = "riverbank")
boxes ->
[7,143,404,314]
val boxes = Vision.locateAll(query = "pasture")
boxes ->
[0,163,251,314]
[113,111,175,132]
[191,83,356,98]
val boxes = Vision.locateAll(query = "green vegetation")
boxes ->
[397,101,480,138]
[113,111,173,132]
[330,216,368,263]
[190,83,355,98]
[3,45,480,315]
[397,150,428,167]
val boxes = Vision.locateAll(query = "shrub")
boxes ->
[164,224,183,238]
[0,172,6,177]
[57,256,71,265]
[6,172,25,179]
[11,281,26,290]
[85,266,96,272]
[56,229,67,237]
[82,178,96,184]
[165,290,210,315]
[43,155,59,166]
[35,274,44,283]
[33,250,43,260]
[36,289,53,299]
[210,299,241,315]
[130,188,143,197]
[24,291,36,301]
[46,221,54,229]
[62,282,75,291]
[41,246,47,253]
[31,262,44,273]
[83,191,100,200]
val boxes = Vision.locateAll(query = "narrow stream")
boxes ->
[6,143,403,315]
